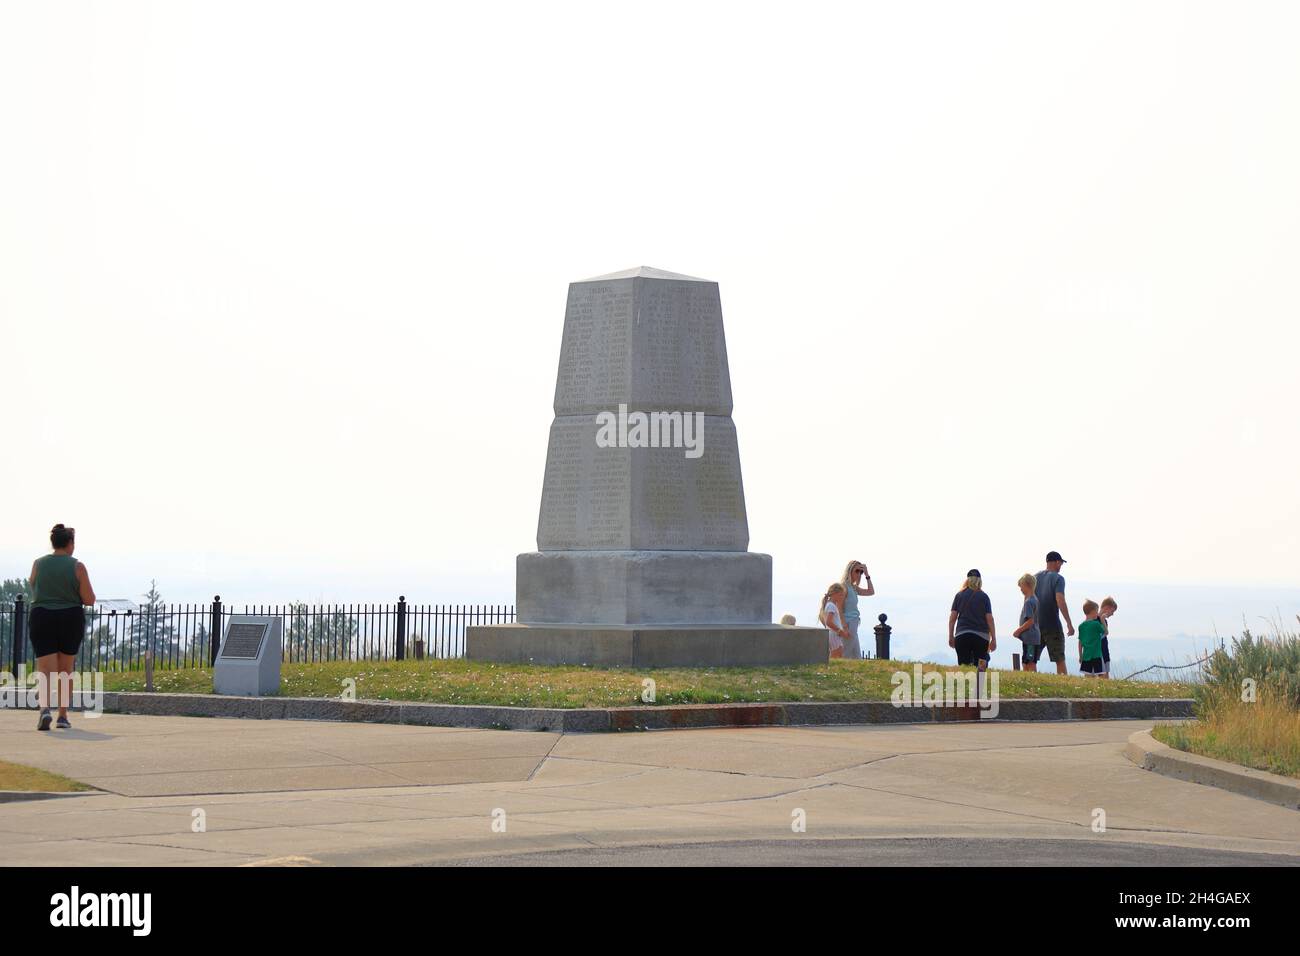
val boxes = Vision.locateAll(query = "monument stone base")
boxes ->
[517,550,773,625]
[465,623,829,667]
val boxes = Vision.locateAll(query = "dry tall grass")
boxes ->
[1153,617,1300,778]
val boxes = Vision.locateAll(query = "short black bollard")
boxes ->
[873,613,892,660]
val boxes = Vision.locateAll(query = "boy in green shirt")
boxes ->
[1078,599,1106,676]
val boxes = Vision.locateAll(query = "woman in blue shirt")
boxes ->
[838,560,875,659]
[948,569,996,667]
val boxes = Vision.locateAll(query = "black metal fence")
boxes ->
[1,596,513,673]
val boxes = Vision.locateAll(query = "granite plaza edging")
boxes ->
[1124,729,1300,810]
[67,692,1199,733]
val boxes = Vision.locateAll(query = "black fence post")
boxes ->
[209,595,223,665]
[11,594,25,676]
[395,596,407,661]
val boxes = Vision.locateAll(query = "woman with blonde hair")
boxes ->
[947,569,996,667]
[838,560,875,659]
[819,583,850,659]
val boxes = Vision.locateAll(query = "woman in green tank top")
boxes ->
[27,524,96,731]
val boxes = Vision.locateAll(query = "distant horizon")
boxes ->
[8,552,1294,653]
[7,547,1300,605]
[9,560,1300,606]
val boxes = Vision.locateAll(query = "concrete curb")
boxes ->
[0,791,98,804]
[1124,730,1300,810]
[81,692,1197,733]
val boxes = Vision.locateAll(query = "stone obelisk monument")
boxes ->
[466,267,827,666]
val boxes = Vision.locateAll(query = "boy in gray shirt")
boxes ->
[1013,573,1042,671]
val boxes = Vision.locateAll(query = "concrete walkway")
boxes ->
[1,712,1297,866]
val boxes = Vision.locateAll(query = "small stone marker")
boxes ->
[213,615,282,696]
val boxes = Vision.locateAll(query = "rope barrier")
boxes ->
[1116,652,1215,682]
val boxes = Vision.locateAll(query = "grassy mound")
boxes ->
[101,657,1193,709]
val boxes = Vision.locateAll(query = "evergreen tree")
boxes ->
[131,581,179,664]
[0,577,32,603]
[191,620,209,666]
[285,603,356,662]
[287,602,312,661]
[85,621,118,670]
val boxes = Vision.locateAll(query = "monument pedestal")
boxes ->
[466,623,828,667]
[515,550,773,625]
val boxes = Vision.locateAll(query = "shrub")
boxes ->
[1154,618,1300,778]
[1195,623,1300,713]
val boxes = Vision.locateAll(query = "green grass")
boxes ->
[1152,624,1300,779]
[0,760,94,793]
[101,658,1193,709]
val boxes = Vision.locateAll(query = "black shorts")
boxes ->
[1080,657,1105,675]
[28,606,85,658]
[1022,641,1044,664]
[954,633,990,666]
[1101,636,1110,662]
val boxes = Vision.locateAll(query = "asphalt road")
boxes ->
[3,714,1297,866]
[442,837,1300,867]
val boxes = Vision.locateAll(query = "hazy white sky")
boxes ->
[3,2,1298,630]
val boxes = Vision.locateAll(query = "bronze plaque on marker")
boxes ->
[221,622,269,659]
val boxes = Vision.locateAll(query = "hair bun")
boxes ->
[51,523,65,531]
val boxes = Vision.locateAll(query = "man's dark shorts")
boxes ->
[1038,625,1066,663]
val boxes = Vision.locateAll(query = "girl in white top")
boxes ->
[819,583,850,659]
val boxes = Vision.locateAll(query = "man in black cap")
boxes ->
[1032,551,1074,675]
